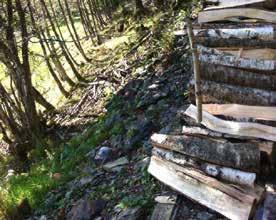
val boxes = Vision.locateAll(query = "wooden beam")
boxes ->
[148,156,264,220]
[150,133,260,172]
[203,104,276,121]
[185,104,276,142]
[152,147,256,186]
[198,45,276,72]
[198,8,276,24]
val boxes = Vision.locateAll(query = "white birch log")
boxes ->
[198,8,276,24]
[204,0,265,10]
[198,45,276,71]
[194,25,275,41]
[152,147,256,186]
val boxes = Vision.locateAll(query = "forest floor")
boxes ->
[1,2,226,220]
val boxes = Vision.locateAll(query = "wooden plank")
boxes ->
[150,133,260,172]
[148,156,263,220]
[203,104,276,121]
[152,147,256,186]
[198,8,276,24]
[189,80,276,106]
[198,45,276,72]
[200,63,276,91]
[185,104,276,142]
[204,0,265,10]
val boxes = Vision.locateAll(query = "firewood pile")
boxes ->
[148,1,276,220]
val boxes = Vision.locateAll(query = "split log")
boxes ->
[150,133,260,172]
[198,46,276,72]
[198,8,276,24]
[204,0,266,10]
[152,147,256,186]
[182,125,254,140]
[185,104,276,142]
[200,63,276,91]
[189,80,276,106]
[202,104,276,121]
[148,156,264,220]
[194,22,276,37]
[217,48,276,60]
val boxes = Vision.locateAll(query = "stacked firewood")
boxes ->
[148,1,276,220]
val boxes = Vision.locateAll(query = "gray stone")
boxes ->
[196,211,214,220]
[67,198,106,220]
[95,147,112,162]
[103,157,129,172]
[134,157,150,171]
[39,216,47,220]
[116,207,145,220]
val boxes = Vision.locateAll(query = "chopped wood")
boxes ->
[185,104,276,142]
[148,156,264,220]
[150,133,260,172]
[182,125,254,140]
[262,192,276,220]
[181,125,275,160]
[198,45,276,72]
[200,63,276,91]
[204,0,266,10]
[198,8,276,24]
[216,48,276,60]
[189,80,276,106]
[202,104,276,121]
[152,147,256,186]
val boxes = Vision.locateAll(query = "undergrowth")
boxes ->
[0,2,195,217]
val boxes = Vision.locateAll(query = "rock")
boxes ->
[5,169,15,180]
[39,215,47,220]
[103,157,129,172]
[116,207,145,220]
[143,141,152,156]
[67,198,106,220]
[95,147,112,162]
[79,176,94,187]
[196,212,214,220]
[134,157,150,172]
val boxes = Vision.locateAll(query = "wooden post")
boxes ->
[186,18,202,123]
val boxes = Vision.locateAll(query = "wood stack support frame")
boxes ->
[149,1,276,220]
